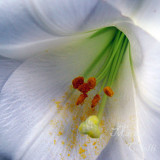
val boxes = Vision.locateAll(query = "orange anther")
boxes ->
[72,76,84,89]
[76,94,88,105]
[78,83,90,94]
[87,77,96,89]
[91,94,101,108]
[103,86,114,97]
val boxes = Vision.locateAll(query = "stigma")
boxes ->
[79,115,101,138]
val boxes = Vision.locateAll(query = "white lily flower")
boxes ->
[0,0,160,160]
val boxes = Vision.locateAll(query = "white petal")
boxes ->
[25,0,98,35]
[97,135,142,160]
[105,0,160,41]
[133,27,160,160]
[0,56,22,91]
[0,0,98,46]
[79,1,131,32]
[0,0,55,45]
[116,22,160,159]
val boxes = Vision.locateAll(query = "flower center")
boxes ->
[72,27,129,138]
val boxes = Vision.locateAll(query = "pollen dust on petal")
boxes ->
[58,131,63,136]
[48,85,116,158]
[83,143,87,147]
[61,141,65,145]
[79,147,87,159]
[93,142,96,145]
[79,147,86,154]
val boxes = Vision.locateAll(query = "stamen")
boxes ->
[87,77,96,89]
[70,27,130,138]
[76,94,88,105]
[103,86,114,97]
[72,76,84,89]
[91,94,101,108]
[78,83,90,94]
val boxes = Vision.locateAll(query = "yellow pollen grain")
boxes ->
[79,147,86,154]
[81,153,86,159]
[93,142,96,145]
[61,141,65,145]
[58,131,63,136]
[54,140,56,144]
[83,144,87,147]
[59,153,64,160]
[68,154,70,156]
[80,116,86,122]
[100,120,104,126]
[95,146,97,149]
[70,145,73,149]
[55,101,61,108]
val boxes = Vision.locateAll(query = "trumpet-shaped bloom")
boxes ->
[0,0,160,160]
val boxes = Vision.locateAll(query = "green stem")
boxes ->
[97,35,129,121]
[110,38,128,86]
[95,43,113,82]
[97,95,107,121]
